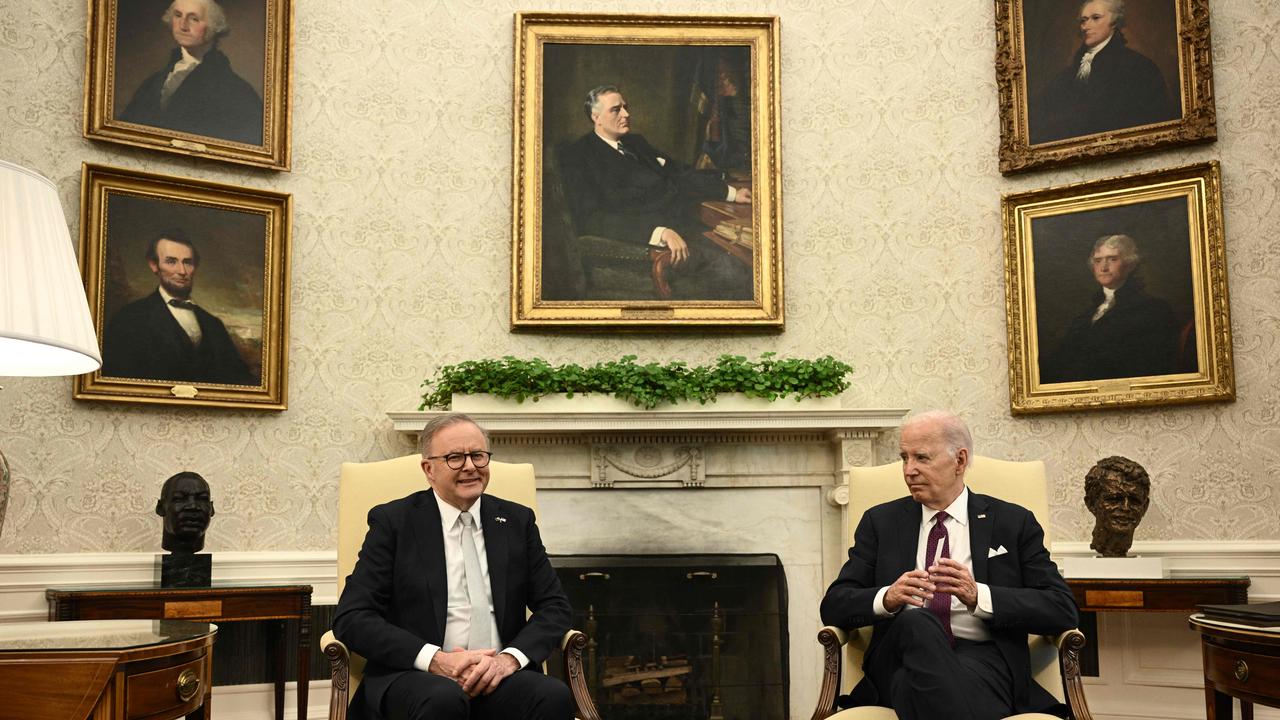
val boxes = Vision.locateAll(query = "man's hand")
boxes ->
[661,228,690,264]
[883,569,936,612]
[460,651,519,697]
[733,186,752,204]
[929,558,979,610]
[428,647,495,682]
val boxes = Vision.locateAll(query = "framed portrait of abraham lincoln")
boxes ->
[1002,161,1233,414]
[83,0,293,170]
[511,13,783,329]
[995,0,1216,174]
[74,164,291,410]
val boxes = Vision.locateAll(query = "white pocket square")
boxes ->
[988,546,1008,558]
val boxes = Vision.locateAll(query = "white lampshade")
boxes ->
[0,160,102,376]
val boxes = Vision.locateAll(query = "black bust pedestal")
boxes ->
[158,553,212,587]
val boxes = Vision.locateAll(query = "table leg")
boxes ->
[1206,684,1233,720]
[298,597,311,720]
[274,619,286,720]
[1242,699,1253,720]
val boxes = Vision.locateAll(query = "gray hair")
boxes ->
[903,410,973,460]
[163,0,230,41]
[418,413,489,457]
[1079,0,1126,28]
[1089,234,1141,268]
[584,84,621,121]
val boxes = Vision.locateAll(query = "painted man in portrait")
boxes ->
[1040,234,1179,384]
[119,0,263,145]
[1030,0,1178,144]
[557,84,754,300]
[102,229,257,385]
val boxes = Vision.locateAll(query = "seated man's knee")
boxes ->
[537,679,573,717]
[894,607,948,640]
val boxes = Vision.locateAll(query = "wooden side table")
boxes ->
[47,584,311,720]
[0,619,215,720]
[1189,614,1280,720]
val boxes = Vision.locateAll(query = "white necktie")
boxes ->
[1077,51,1096,81]
[1092,295,1114,322]
[458,512,493,650]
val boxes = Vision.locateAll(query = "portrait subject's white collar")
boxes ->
[1082,32,1114,59]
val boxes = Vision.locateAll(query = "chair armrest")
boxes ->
[1052,628,1093,720]
[322,630,351,720]
[811,626,851,720]
[561,629,601,720]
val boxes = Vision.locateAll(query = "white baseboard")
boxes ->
[211,680,332,720]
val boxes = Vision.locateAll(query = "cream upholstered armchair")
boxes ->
[812,457,1092,720]
[321,455,600,720]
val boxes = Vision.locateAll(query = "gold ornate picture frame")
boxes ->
[74,164,291,409]
[84,0,293,170]
[1003,161,1233,414]
[996,0,1215,174]
[511,13,783,329]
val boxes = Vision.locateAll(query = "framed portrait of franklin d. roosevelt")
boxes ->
[995,0,1216,174]
[74,164,291,410]
[511,13,783,329]
[83,0,294,170]
[1002,161,1233,414]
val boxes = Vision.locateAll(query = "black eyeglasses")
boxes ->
[427,451,493,470]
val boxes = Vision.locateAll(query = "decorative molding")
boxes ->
[0,550,337,622]
[390,407,909,435]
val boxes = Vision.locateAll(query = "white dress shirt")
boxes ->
[1076,32,1114,81]
[873,487,994,642]
[1092,286,1117,322]
[158,285,202,346]
[412,494,530,672]
[161,47,203,107]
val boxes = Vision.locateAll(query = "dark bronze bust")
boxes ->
[156,471,215,554]
[1084,456,1151,557]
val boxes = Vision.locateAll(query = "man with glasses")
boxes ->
[334,413,573,720]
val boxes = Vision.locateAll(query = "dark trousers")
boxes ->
[669,229,753,301]
[378,668,573,720]
[860,609,1014,720]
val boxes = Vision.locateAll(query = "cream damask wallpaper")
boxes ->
[1,0,1277,554]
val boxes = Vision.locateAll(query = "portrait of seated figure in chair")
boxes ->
[1084,456,1151,557]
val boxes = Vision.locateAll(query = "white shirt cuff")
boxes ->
[413,643,441,672]
[972,582,994,618]
[873,586,898,617]
[726,186,738,202]
[502,647,530,669]
[649,227,668,247]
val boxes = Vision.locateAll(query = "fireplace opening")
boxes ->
[547,554,788,720]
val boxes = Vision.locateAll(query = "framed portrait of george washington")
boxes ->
[74,164,291,409]
[83,0,293,170]
[511,13,783,329]
[995,0,1216,174]
[1002,161,1233,414]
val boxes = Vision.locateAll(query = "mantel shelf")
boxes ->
[389,407,909,435]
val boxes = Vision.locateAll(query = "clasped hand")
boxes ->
[884,559,978,612]
[429,647,519,697]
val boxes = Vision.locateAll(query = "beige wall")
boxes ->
[1,0,1277,554]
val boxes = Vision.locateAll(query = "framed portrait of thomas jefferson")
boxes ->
[1002,162,1233,414]
[84,0,293,170]
[511,13,783,329]
[996,0,1215,174]
[74,164,291,409]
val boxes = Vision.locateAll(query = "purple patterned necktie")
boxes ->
[924,510,953,643]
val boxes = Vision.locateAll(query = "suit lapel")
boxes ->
[412,490,449,640]
[481,496,509,641]
[895,498,921,572]
[969,492,992,582]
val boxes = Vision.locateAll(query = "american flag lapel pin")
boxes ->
[494,516,507,523]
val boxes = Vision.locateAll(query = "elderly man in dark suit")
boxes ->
[333,414,574,720]
[1030,0,1178,144]
[820,411,1078,720]
[119,0,262,145]
[102,230,255,385]
[558,84,754,300]
[1040,234,1179,384]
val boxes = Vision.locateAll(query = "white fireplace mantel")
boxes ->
[388,404,907,718]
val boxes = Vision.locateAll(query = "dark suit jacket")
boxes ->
[559,132,729,246]
[102,290,256,385]
[1031,32,1178,144]
[1040,277,1179,383]
[819,493,1078,715]
[332,490,571,719]
[120,47,263,145]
